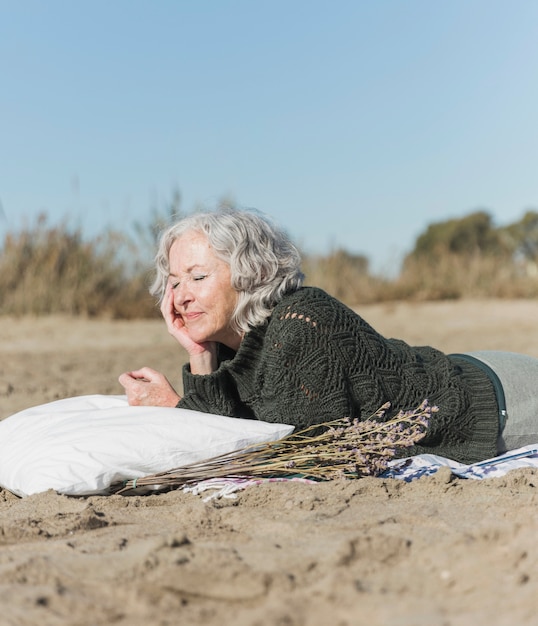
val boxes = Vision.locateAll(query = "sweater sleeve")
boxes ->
[177,363,256,419]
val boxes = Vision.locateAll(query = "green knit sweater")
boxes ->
[179,287,500,464]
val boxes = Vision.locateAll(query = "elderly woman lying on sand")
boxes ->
[119,208,538,465]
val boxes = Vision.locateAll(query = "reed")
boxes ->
[393,252,538,301]
[0,214,158,318]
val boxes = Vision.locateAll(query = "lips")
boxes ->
[184,312,203,321]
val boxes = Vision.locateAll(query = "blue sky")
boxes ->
[1,0,537,274]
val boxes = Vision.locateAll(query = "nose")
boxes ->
[172,280,194,308]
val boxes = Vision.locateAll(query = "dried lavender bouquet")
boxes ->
[114,400,436,495]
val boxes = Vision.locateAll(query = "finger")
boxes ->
[118,372,135,387]
[161,284,175,317]
[119,368,154,384]
[159,289,169,316]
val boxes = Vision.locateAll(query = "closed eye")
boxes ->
[170,274,207,289]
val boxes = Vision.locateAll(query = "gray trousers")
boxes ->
[465,351,538,453]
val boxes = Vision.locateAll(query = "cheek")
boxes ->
[226,290,239,313]
[170,289,180,307]
[214,294,237,327]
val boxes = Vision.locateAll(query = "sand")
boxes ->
[0,299,537,625]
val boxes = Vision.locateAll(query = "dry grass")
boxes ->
[393,253,538,301]
[0,214,158,319]
[2,214,538,319]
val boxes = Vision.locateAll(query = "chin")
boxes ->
[189,332,213,344]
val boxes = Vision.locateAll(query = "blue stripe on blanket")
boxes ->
[382,444,538,482]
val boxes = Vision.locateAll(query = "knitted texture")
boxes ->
[180,287,500,464]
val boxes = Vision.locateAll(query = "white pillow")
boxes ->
[0,395,294,497]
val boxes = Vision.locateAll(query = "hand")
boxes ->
[160,283,216,357]
[160,283,218,374]
[118,367,181,407]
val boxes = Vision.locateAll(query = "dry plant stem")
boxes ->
[114,401,436,495]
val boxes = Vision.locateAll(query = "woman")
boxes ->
[119,208,538,464]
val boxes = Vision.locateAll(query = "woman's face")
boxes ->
[168,230,241,349]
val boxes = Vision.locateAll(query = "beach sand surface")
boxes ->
[0,299,537,625]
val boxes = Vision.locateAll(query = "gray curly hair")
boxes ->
[150,207,304,334]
